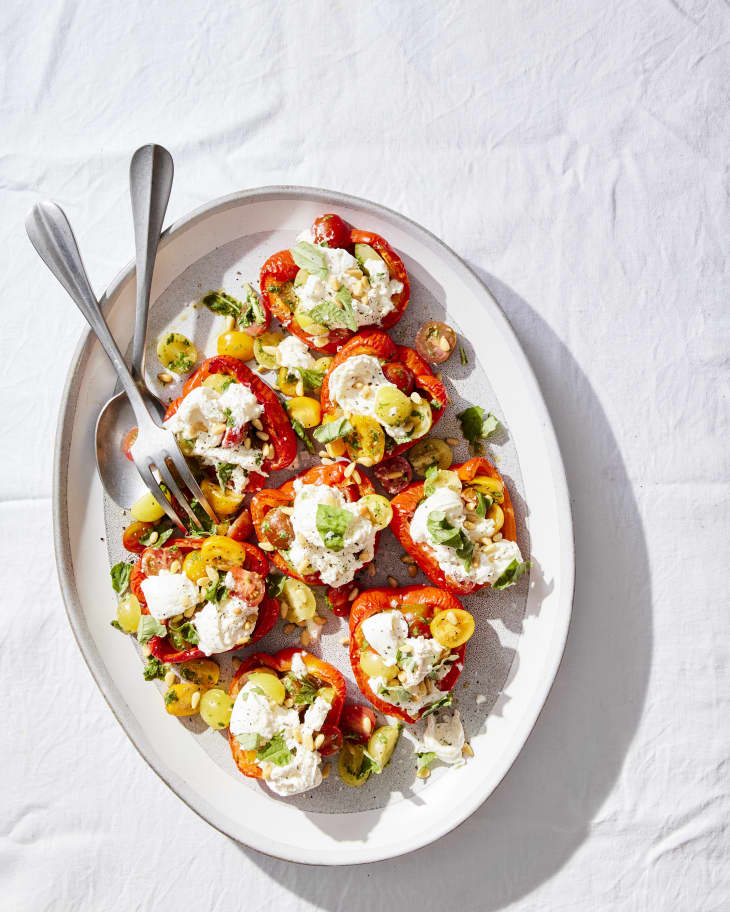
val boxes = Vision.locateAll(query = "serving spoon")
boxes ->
[95,144,173,508]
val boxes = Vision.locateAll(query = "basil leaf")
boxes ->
[202,286,264,328]
[421,692,454,718]
[110,620,123,631]
[256,731,294,767]
[360,749,382,776]
[474,491,490,518]
[164,690,179,705]
[456,406,500,454]
[296,367,326,392]
[215,462,236,488]
[316,503,352,552]
[426,511,474,570]
[143,656,169,681]
[185,500,216,536]
[283,673,320,705]
[379,684,414,704]
[287,414,315,453]
[290,241,328,279]
[492,559,530,590]
[236,732,260,750]
[309,297,357,332]
[110,562,133,595]
[137,615,166,644]
[203,576,228,603]
[179,621,200,645]
[313,416,353,443]
[266,572,286,598]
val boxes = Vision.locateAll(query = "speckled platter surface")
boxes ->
[54,187,573,864]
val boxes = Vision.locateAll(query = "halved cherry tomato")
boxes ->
[200,535,248,570]
[340,704,377,745]
[374,456,413,494]
[311,213,352,250]
[141,547,180,576]
[122,427,138,461]
[383,361,415,395]
[226,566,266,606]
[415,321,457,364]
[262,506,294,550]
[430,607,475,649]
[122,520,154,553]
[226,508,253,542]
[327,583,357,617]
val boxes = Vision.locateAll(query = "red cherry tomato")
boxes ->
[340,704,377,744]
[327,584,356,616]
[122,520,154,553]
[317,725,343,756]
[374,456,413,494]
[383,361,415,395]
[262,506,294,550]
[311,214,351,250]
[227,508,253,542]
[226,566,266,606]
[122,427,138,461]
[141,547,179,576]
[415,321,457,364]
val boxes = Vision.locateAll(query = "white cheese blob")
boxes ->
[326,354,412,440]
[140,571,198,620]
[404,710,466,766]
[275,335,316,370]
[290,652,308,678]
[192,593,259,656]
[294,246,402,329]
[163,382,265,493]
[228,679,332,796]
[360,610,409,666]
[410,485,523,585]
[398,636,445,688]
[287,479,377,587]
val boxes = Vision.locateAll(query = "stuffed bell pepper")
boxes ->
[390,457,527,596]
[129,536,279,662]
[316,330,448,466]
[228,648,345,796]
[250,463,391,598]
[349,586,473,724]
[259,214,410,354]
[162,355,297,515]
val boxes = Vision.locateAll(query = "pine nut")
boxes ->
[401,554,415,564]
[147,530,159,544]
[344,461,357,478]
[314,733,325,749]
[252,418,263,431]
[280,506,294,515]
[258,541,274,552]
[283,623,295,634]
[446,437,460,447]
[296,380,304,397]
[410,391,423,404]
[462,743,474,757]
[416,766,431,779]
[170,560,181,574]
[352,470,361,484]
[191,691,201,710]
[303,731,314,751]
[339,637,350,646]
[348,587,359,601]
[312,615,326,626]
[300,629,311,647]
[157,371,174,384]
[493,532,503,541]
[232,657,241,669]
[367,563,376,577]
[387,576,399,588]
[322,762,331,779]
[279,601,288,618]
[318,450,328,459]
[164,671,176,687]
[256,430,270,441]
[206,566,219,582]
[321,457,334,465]
[408,565,418,577]
[244,437,251,449]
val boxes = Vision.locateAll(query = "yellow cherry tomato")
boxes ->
[405,399,433,441]
[281,578,316,624]
[217,330,254,361]
[246,671,286,705]
[266,282,298,316]
[345,415,385,466]
[374,386,413,424]
[430,607,475,649]
[179,659,220,687]
[157,332,197,374]
[200,479,244,517]
[253,331,284,369]
[359,649,399,680]
[182,549,208,583]
[199,688,234,729]
[116,593,141,633]
[200,535,247,570]
[338,742,370,787]
[314,356,333,373]
[130,490,169,523]
[277,367,301,397]
[487,502,505,534]
[367,724,401,771]
[202,373,235,393]
[164,682,203,716]
[358,493,393,530]
[294,308,328,336]
[469,475,504,502]
[286,396,321,429]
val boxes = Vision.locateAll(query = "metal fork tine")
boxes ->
[156,459,203,529]
[165,448,218,524]
[133,459,186,532]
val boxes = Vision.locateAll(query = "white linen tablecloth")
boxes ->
[2,1,728,908]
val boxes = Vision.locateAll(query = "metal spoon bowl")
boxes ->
[94,145,174,508]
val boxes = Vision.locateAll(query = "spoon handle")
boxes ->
[129,144,174,378]
[26,200,150,419]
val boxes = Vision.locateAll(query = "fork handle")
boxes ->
[26,200,151,420]
[129,144,174,377]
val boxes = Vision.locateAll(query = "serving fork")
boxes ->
[26,198,217,532]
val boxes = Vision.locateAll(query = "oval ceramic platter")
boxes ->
[54,187,573,865]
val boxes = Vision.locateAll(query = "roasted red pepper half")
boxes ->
[259,214,410,354]
[228,648,346,780]
[249,463,379,599]
[129,537,279,663]
[164,355,297,492]
[390,457,517,595]
[348,586,467,724]
[319,329,448,461]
